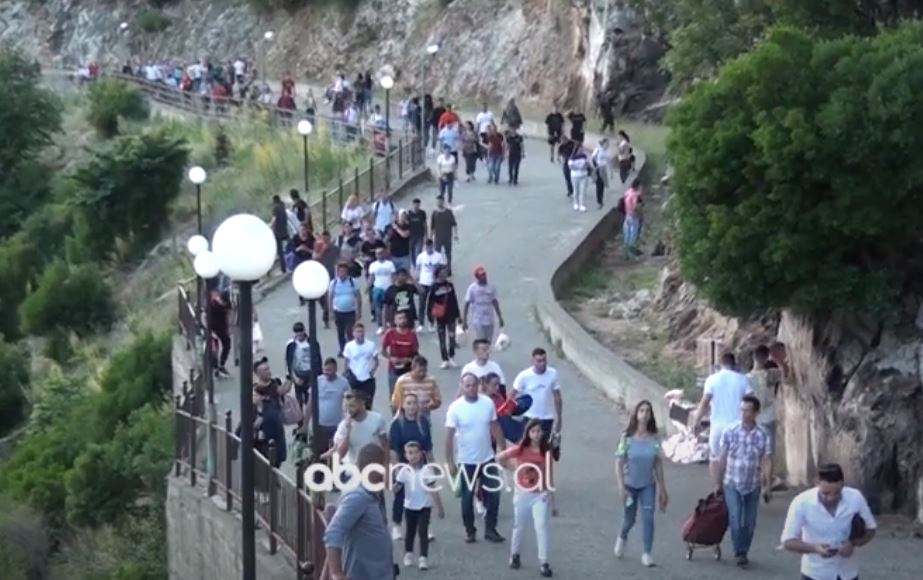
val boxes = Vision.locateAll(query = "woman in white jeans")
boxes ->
[568,147,590,212]
[497,419,556,578]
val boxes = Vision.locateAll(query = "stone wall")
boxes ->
[166,476,295,580]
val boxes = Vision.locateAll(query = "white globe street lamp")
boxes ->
[380,74,395,185]
[264,30,275,41]
[186,234,209,257]
[188,165,207,184]
[188,165,207,235]
[297,120,314,194]
[379,75,394,90]
[192,249,220,279]
[426,44,440,55]
[209,212,277,580]
[291,260,331,472]
[297,119,313,136]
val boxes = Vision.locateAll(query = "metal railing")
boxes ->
[174,396,329,579]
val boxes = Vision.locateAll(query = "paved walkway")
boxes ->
[210,137,922,578]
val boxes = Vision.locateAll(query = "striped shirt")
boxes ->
[720,421,771,494]
[391,374,443,413]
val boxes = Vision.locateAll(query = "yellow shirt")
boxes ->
[391,374,442,412]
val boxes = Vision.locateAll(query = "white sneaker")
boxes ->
[418,556,429,570]
[475,498,486,517]
[428,530,435,541]
[579,205,587,212]
[448,359,458,368]
[376,326,384,335]
[440,361,450,369]
[641,553,655,567]
[428,324,436,333]
[415,324,424,333]
[392,524,403,541]
[613,537,625,558]
[403,553,414,567]
[573,202,579,211]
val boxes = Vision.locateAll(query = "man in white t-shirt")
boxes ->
[415,239,446,331]
[233,58,246,82]
[509,347,562,439]
[460,338,507,395]
[342,323,379,409]
[367,248,396,334]
[329,389,388,466]
[475,103,495,138]
[445,373,506,544]
[693,352,753,482]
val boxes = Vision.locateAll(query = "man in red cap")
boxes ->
[463,266,504,342]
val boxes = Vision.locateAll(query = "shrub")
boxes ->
[25,365,87,436]
[0,495,50,580]
[668,23,923,315]
[213,124,232,166]
[0,340,30,437]
[0,48,61,174]
[86,79,149,138]
[19,261,116,338]
[136,9,171,34]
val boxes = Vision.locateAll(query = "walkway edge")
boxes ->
[530,149,678,435]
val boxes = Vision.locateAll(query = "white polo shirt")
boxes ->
[461,359,506,386]
[780,486,877,580]
[512,365,560,420]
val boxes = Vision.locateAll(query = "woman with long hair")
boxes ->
[461,121,479,182]
[388,393,434,541]
[614,400,669,567]
[497,418,556,577]
[616,130,633,184]
[340,194,365,229]
[424,265,460,368]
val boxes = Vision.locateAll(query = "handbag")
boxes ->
[431,300,447,320]
[281,389,303,425]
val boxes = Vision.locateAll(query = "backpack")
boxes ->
[617,196,626,214]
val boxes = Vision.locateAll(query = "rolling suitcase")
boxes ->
[681,490,728,560]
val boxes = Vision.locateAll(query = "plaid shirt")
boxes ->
[720,422,771,494]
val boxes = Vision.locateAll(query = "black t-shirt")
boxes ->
[507,134,524,159]
[545,112,564,134]
[384,283,418,321]
[293,199,310,223]
[558,140,577,159]
[271,201,288,239]
[360,239,386,262]
[207,299,230,333]
[568,112,586,134]
[390,231,411,258]
[407,209,427,240]
[431,106,446,127]
[430,208,456,243]
[289,232,315,257]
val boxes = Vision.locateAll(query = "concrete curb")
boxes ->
[529,148,678,434]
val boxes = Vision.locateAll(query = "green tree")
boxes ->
[19,260,116,338]
[668,24,923,315]
[67,131,189,262]
[0,495,50,580]
[86,79,150,138]
[0,48,61,173]
[0,340,30,436]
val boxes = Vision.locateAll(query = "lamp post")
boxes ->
[210,214,277,580]
[420,44,439,157]
[380,75,394,188]
[189,166,207,235]
[261,30,274,84]
[297,120,313,193]
[186,232,211,393]
[188,165,208,385]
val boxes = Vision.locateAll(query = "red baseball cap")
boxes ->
[474,266,487,277]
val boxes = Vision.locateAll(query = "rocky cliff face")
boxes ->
[0,0,668,116]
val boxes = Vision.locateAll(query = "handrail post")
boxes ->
[354,167,360,199]
[268,442,278,555]
[398,139,404,181]
[295,461,307,574]
[225,410,234,512]
[369,157,375,202]
[174,395,182,477]
[188,396,197,487]
[338,176,345,219]
[322,188,328,232]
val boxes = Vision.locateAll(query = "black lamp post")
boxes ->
[187,166,211,403]
[209,214,279,580]
[380,75,394,190]
[297,120,314,193]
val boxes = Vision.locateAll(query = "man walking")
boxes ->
[343,323,379,409]
[461,338,507,389]
[407,198,428,260]
[313,358,350,446]
[368,248,396,334]
[510,347,562,440]
[445,373,507,544]
[285,322,317,407]
[391,355,443,416]
[437,144,458,203]
[545,105,565,162]
[430,195,458,276]
[781,463,877,580]
[692,351,752,483]
[269,194,290,274]
[329,262,362,356]
[485,125,505,185]
[506,127,524,186]
[715,395,772,568]
[463,267,504,343]
[323,443,395,580]
[415,239,446,331]
[330,390,389,466]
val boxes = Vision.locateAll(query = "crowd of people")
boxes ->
[196,81,879,580]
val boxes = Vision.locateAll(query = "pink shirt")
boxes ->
[624,188,641,217]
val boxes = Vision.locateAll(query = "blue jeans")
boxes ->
[371,287,386,327]
[619,483,656,554]
[487,155,503,183]
[622,215,640,255]
[725,482,761,557]
[460,462,501,534]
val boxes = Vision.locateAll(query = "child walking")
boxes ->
[395,441,444,570]
[497,419,556,577]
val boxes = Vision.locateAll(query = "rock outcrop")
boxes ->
[0,0,668,117]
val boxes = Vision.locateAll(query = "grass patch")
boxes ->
[635,352,700,398]
[566,268,611,300]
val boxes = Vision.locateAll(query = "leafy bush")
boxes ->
[94,332,172,437]
[19,261,116,338]
[25,365,87,436]
[67,130,188,262]
[668,24,923,315]
[86,79,149,138]
[0,48,61,174]
[0,495,50,580]
[0,340,30,437]
[0,160,53,241]
[136,9,171,34]
[213,124,232,166]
